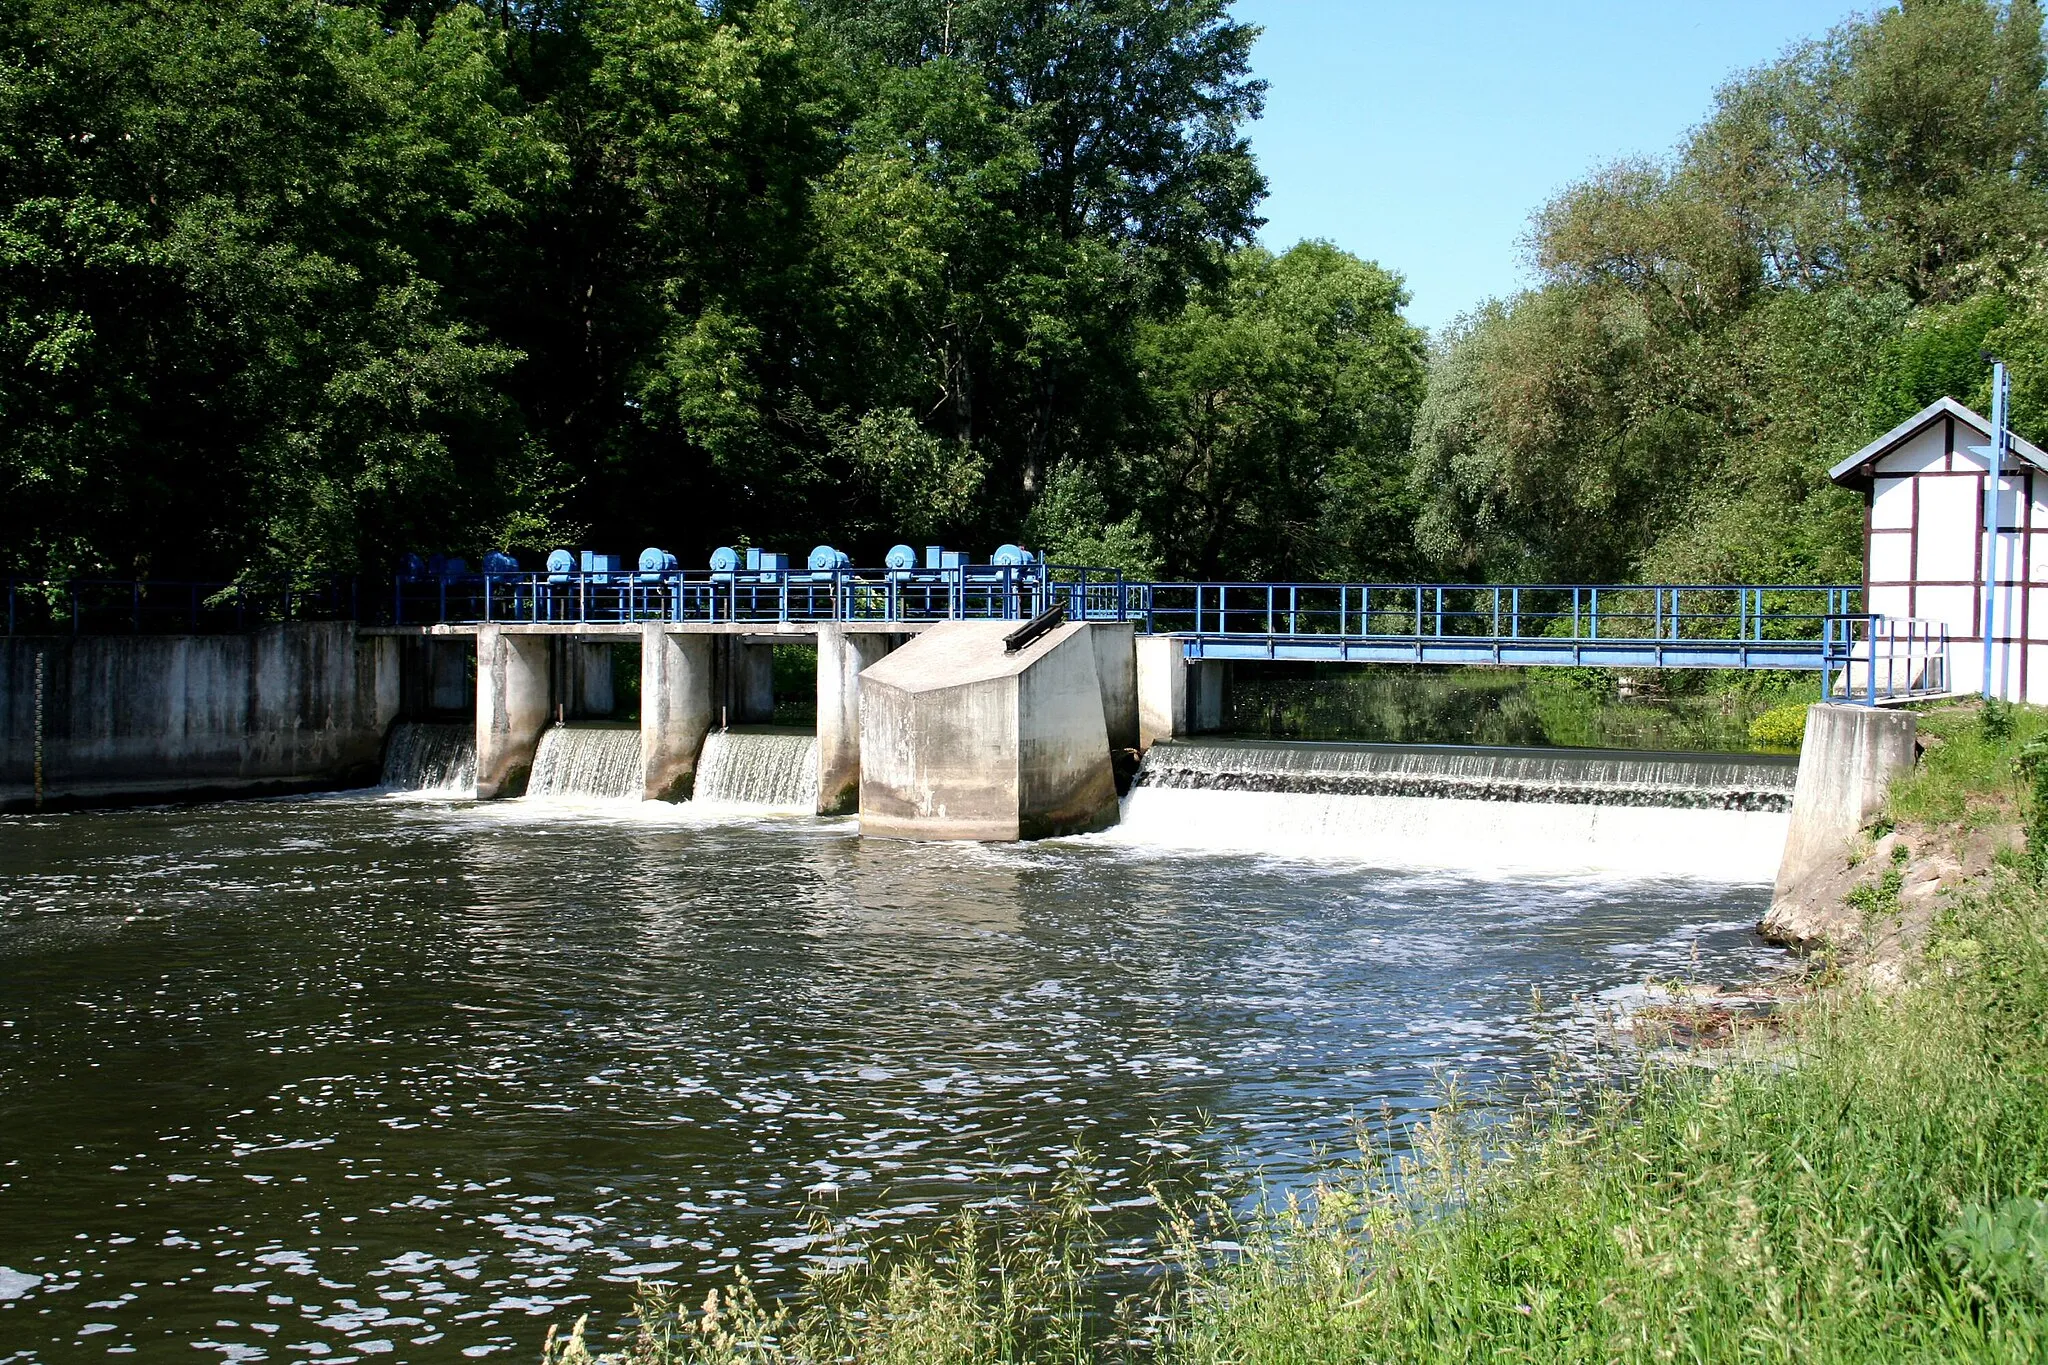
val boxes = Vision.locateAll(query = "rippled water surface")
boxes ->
[0,794,1785,1361]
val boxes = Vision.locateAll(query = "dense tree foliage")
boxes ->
[0,0,1426,583]
[11,0,2048,591]
[1413,0,2048,585]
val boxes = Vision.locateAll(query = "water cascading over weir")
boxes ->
[694,731,822,809]
[1114,738,1799,880]
[526,725,645,801]
[380,721,478,796]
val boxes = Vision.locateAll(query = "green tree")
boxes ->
[0,0,565,580]
[1129,241,1425,580]
[1412,0,2048,587]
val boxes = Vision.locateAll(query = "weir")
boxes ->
[527,724,644,801]
[381,721,477,795]
[0,605,1918,899]
[1116,738,1800,880]
[695,729,822,808]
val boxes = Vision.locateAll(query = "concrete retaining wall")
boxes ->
[0,624,398,810]
[1767,703,1919,934]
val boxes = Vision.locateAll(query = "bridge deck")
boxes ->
[1180,634,1833,670]
[8,569,1951,702]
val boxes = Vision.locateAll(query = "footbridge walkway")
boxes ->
[6,566,1950,704]
[376,568,1944,704]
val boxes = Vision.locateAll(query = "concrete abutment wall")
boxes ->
[0,623,399,810]
[1766,703,1919,941]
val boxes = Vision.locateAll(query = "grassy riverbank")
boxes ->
[549,709,2048,1363]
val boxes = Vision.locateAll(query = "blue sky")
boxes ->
[1237,1,1871,335]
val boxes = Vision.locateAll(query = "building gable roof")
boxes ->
[1829,396,2048,487]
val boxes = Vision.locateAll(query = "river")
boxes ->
[0,790,1785,1361]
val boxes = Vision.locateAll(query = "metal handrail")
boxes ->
[1140,581,1860,644]
[1822,614,1952,704]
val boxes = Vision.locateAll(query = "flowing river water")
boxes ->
[0,764,1789,1362]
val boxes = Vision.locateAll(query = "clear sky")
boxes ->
[1237,1,1872,336]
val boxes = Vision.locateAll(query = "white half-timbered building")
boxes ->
[1831,396,2048,703]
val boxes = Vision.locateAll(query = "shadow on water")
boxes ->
[1226,664,1811,753]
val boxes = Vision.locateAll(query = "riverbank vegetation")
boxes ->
[1222,664,1813,752]
[544,706,2048,1362]
[10,1,2048,594]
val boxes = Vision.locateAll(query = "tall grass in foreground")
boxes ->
[547,878,2048,1364]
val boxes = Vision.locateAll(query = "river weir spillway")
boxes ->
[694,729,821,809]
[527,724,644,801]
[381,721,478,795]
[1114,738,1799,881]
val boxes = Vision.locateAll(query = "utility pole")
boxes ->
[1983,360,2011,699]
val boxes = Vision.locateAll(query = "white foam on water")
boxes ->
[1106,786,1789,882]
[693,731,819,811]
[525,725,644,802]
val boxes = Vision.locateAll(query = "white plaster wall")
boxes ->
[1871,477,1913,528]
[1868,533,1912,583]
[1914,475,1978,581]
[1885,425,1949,474]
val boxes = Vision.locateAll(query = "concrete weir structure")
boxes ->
[858,620,1132,841]
[438,620,916,807]
[1,623,398,810]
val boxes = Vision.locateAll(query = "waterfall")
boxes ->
[1133,739,1796,810]
[1112,739,1796,881]
[381,722,477,796]
[526,725,644,801]
[694,730,819,810]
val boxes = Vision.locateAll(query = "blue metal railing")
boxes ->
[9,568,1956,702]
[1133,581,1861,644]
[388,564,1133,627]
[1822,614,1951,704]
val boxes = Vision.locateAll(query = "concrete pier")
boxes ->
[1136,635,1185,749]
[640,625,714,801]
[859,620,1122,841]
[1768,702,1918,927]
[475,626,552,799]
[1135,636,1226,748]
[816,624,894,815]
[1090,621,1138,755]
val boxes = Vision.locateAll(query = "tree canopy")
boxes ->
[8,0,2048,590]
[1413,0,2048,585]
[6,0,1382,582]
